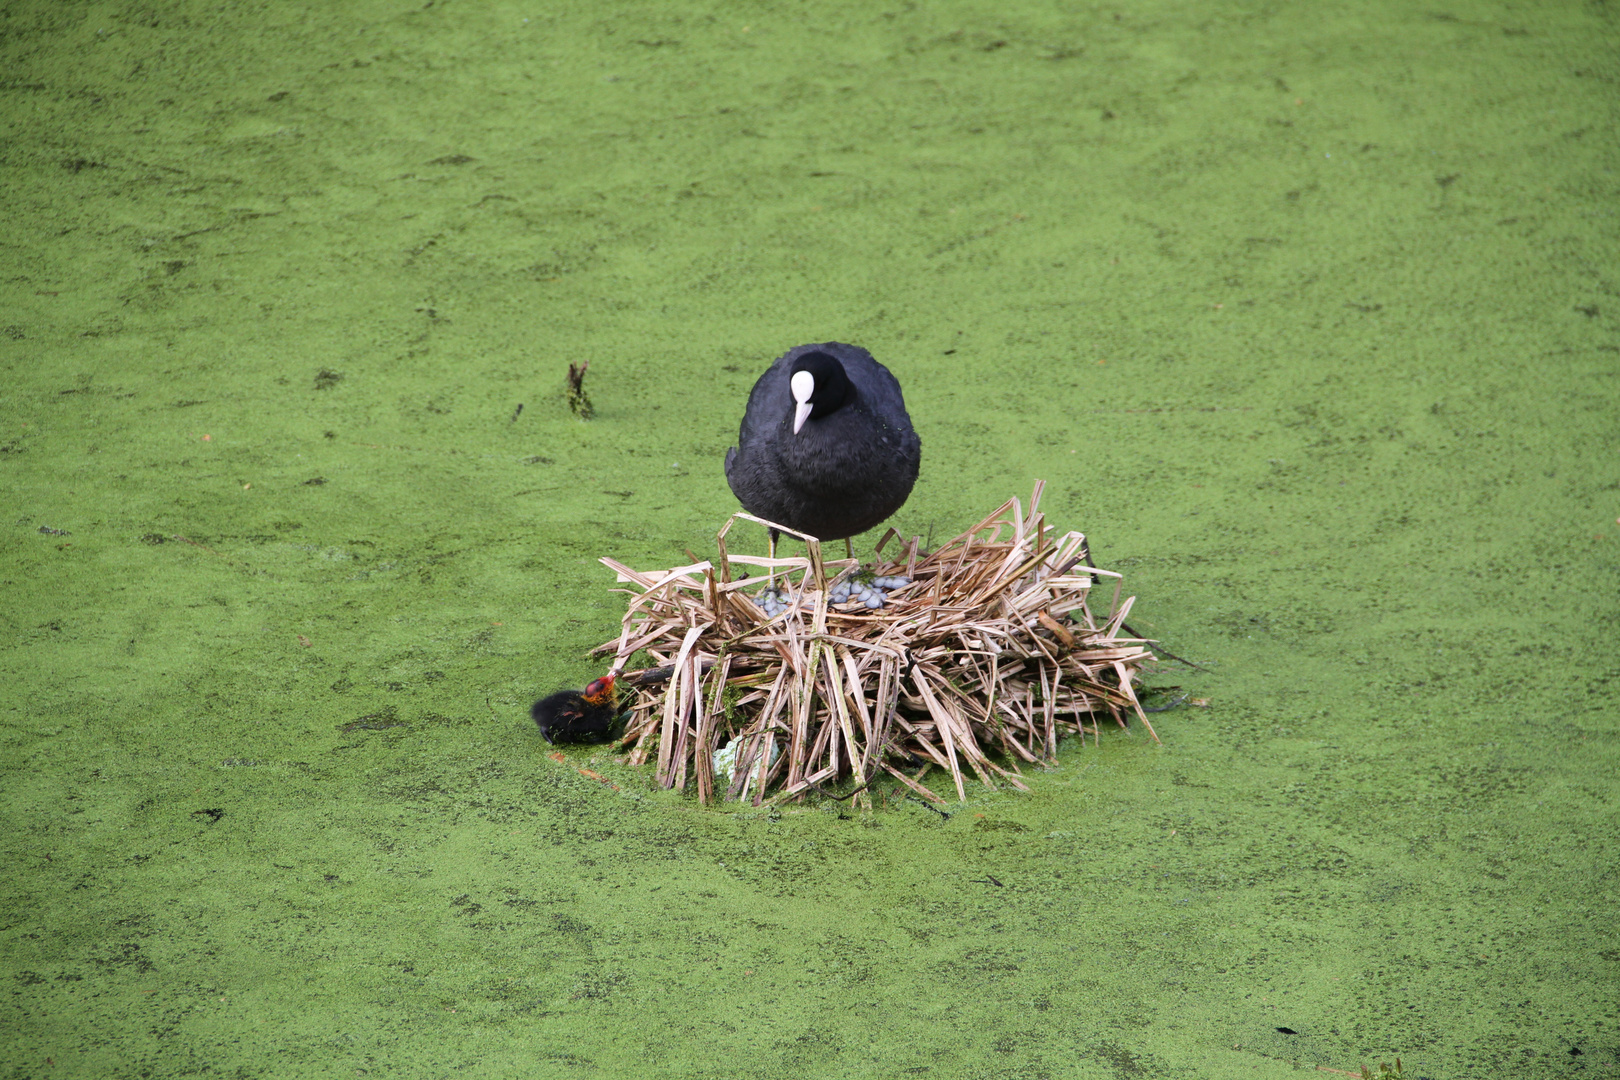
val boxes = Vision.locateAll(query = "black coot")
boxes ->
[531,674,622,744]
[724,342,921,546]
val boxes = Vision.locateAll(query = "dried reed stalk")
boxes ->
[592,480,1158,805]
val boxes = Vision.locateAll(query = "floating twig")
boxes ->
[567,361,594,419]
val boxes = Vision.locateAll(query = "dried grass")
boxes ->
[591,480,1157,806]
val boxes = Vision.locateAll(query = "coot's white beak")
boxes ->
[791,370,815,434]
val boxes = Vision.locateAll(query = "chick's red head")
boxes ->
[581,674,617,707]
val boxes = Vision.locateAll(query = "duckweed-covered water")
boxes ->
[2,2,1616,1077]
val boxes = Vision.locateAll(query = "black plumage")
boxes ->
[531,675,622,744]
[724,342,921,543]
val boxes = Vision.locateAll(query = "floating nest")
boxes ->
[592,481,1158,806]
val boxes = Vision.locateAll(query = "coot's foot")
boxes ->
[532,674,623,744]
[753,588,791,619]
[829,574,912,610]
[749,574,912,617]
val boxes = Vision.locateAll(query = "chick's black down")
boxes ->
[531,675,620,745]
[724,342,921,541]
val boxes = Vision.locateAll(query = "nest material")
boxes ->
[592,481,1157,806]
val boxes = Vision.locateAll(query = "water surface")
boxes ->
[2,1,1616,1077]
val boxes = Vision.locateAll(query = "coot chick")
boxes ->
[531,674,622,744]
[725,342,921,549]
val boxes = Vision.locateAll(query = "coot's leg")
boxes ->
[767,527,780,592]
[845,537,853,560]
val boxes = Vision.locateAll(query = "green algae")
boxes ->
[2,1,1618,1077]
